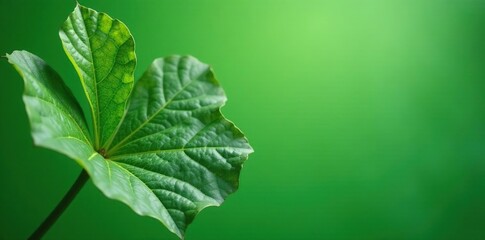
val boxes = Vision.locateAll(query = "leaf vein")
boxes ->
[108,78,198,154]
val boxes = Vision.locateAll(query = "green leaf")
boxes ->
[107,56,253,237]
[59,4,135,149]
[8,4,252,239]
[6,50,93,162]
[7,51,179,238]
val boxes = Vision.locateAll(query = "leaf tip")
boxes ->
[4,51,17,63]
[74,0,84,11]
[247,144,255,154]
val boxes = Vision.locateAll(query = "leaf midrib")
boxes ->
[112,160,219,210]
[110,146,251,160]
[106,160,183,237]
[69,6,101,149]
[84,9,101,149]
[106,73,201,155]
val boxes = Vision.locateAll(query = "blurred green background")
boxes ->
[1,0,484,239]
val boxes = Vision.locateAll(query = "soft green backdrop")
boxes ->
[1,0,484,239]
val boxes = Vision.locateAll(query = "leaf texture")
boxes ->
[7,51,182,237]
[107,56,253,236]
[7,51,93,161]
[59,4,135,149]
[8,4,252,239]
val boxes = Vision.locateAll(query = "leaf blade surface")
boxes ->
[7,50,93,160]
[107,56,253,237]
[7,50,182,237]
[9,5,252,239]
[59,4,135,149]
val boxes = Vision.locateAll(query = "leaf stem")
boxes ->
[28,170,89,240]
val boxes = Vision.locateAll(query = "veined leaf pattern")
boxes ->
[8,4,252,239]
